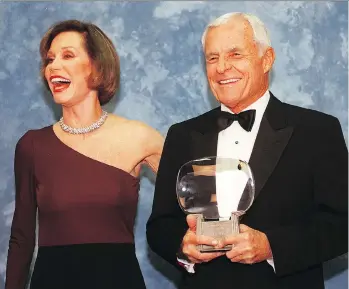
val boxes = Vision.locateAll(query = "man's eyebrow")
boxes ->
[205,52,219,57]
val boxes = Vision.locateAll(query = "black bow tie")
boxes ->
[217,109,256,132]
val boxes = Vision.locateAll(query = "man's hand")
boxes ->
[181,214,225,263]
[222,224,273,265]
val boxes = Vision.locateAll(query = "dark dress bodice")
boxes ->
[6,126,145,289]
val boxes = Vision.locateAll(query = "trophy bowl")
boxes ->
[176,156,255,252]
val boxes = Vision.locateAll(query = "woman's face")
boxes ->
[44,31,95,106]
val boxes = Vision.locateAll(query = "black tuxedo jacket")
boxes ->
[147,94,348,289]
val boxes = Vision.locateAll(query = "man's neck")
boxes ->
[229,89,269,113]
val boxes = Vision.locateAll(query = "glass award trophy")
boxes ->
[176,157,255,252]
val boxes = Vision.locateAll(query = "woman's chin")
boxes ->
[52,93,72,105]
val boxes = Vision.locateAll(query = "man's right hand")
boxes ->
[181,214,225,263]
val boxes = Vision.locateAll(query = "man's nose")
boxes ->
[216,57,231,74]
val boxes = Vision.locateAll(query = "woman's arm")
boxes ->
[5,131,37,289]
[138,123,164,173]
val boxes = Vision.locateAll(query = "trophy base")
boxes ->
[196,213,239,252]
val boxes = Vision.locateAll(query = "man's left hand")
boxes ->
[222,224,273,265]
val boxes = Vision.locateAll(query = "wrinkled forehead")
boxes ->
[204,18,255,52]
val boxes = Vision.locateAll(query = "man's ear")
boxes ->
[262,47,275,74]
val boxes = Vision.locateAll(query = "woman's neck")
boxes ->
[61,95,103,128]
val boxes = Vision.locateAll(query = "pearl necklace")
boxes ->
[59,110,108,135]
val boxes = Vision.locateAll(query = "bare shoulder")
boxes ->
[130,121,164,152]
[106,114,164,145]
[132,120,163,138]
[106,115,164,171]
[106,113,129,127]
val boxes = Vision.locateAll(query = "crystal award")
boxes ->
[176,157,255,252]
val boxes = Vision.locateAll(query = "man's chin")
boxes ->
[216,94,241,107]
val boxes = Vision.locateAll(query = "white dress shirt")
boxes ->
[217,90,275,271]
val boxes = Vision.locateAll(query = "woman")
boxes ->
[5,20,164,289]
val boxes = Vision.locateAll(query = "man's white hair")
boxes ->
[201,12,271,56]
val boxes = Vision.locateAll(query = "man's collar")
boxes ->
[191,91,289,135]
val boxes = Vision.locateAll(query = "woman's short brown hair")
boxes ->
[40,20,120,105]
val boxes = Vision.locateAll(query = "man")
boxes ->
[147,12,348,289]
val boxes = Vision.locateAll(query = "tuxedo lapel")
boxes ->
[249,94,293,199]
[190,131,219,159]
[188,108,220,159]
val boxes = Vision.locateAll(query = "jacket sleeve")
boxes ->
[146,124,189,270]
[265,117,348,277]
[5,131,37,289]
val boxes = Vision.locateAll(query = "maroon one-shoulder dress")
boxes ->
[5,126,146,289]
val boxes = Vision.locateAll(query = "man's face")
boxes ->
[204,17,274,112]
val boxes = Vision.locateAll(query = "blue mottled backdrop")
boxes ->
[0,1,347,289]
